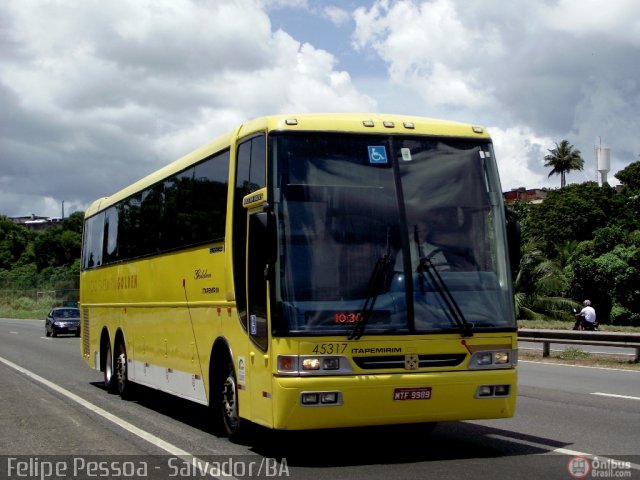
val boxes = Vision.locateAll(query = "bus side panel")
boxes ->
[81,242,228,404]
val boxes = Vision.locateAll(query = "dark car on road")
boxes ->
[45,307,80,337]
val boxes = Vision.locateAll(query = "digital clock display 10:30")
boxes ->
[334,312,363,324]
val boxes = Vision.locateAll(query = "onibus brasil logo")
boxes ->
[568,456,632,478]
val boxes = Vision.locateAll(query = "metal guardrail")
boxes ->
[518,328,640,362]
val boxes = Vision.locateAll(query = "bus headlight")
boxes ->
[277,355,352,376]
[468,350,517,369]
[476,352,493,365]
[494,352,510,364]
[301,358,321,370]
[322,357,340,370]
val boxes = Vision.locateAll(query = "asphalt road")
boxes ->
[1,317,639,480]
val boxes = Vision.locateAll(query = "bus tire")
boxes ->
[115,341,133,399]
[103,341,117,394]
[221,359,249,442]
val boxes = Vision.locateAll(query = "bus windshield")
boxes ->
[272,132,515,336]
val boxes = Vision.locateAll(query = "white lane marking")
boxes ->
[0,355,191,455]
[591,392,640,401]
[0,355,238,480]
[488,434,640,470]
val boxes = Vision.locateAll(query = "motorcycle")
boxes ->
[572,308,599,331]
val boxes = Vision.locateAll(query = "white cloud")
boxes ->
[352,0,640,188]
[261,0,309,9]
[488,126,553,191]
[322,6,350,26]
[0,0,374,217]
[353,0,502,108]
[2,0,639,219]
[539,0,640,47]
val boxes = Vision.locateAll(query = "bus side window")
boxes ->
[82,211,105,269]
[103,206,119,264]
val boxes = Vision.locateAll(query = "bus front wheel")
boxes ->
[221,361,249,442]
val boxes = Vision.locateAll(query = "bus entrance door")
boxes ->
[245,210,275,427]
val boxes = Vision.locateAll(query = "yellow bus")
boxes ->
[80,113,518,440]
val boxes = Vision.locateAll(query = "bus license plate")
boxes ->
[393,387,432,400]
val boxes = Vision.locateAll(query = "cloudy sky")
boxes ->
[2,0,639,218]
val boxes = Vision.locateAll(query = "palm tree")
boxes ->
[544,140,584,188]
[514,238,578,320]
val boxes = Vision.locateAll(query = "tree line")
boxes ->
[1,158,639,325]
[515,156,640,326]
[0,212,83,301]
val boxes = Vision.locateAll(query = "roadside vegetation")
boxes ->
[0,295,55,319]
[0,212,82,318]
[512,157,640,328]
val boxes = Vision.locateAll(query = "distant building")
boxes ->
[503,188,547,205]
[9,215,62,231]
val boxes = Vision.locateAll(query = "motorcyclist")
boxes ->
[573,300,598,331]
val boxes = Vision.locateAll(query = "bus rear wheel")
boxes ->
[103,341,117,393]
[115,341,133,399]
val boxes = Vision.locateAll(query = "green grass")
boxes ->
[558,346,591,360]
[0,295,56,320]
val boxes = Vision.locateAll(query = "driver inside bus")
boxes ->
[410,206,476,272]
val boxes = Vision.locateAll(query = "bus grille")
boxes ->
[82,308,90,357]
[352,354,466,370]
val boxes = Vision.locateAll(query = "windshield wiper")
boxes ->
[349,227,395,340]
[414,226,473,337]
[348,253,393,340]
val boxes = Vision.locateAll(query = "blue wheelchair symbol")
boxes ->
[368,146,388,164]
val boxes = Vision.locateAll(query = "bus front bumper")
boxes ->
[270,368,517,430]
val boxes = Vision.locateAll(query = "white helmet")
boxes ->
[583,300,591,306]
